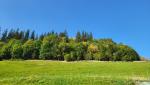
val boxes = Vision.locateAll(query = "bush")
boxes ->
[64,52,76,62]
[64,54,72,62]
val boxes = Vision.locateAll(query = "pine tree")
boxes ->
[89,32,93,41]
[14,28,20,39]
[59,30,69,42]
[1,29,8,42]
[7,29,15,40]
[75,31,81,42]
[19,31,24,41]
[39,34,44,40]
[24,29,30,41]
[31,31,35,40]
[82,31,87,42]
[35,34,39,40]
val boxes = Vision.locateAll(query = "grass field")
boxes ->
[0,61,150,85]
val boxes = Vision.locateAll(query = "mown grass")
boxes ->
[0,61,150,85]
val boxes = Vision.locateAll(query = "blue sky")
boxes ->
[0,0,150,58]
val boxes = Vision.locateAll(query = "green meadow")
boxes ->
[0,61,150,85]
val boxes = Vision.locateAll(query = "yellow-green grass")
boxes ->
[0,61,150,85]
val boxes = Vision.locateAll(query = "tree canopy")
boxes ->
[0,28,140,61]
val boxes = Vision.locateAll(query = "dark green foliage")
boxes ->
[32,40,41,59]
[30,31,35,40]
[0,28,140,61]
[7,29,24,40]
[0,44,11,59]
[19,31,24,41]
[39,34,44,41]
[1,29,8,42]
[89,32,93,41]
[0,42,5,60]
[76,31,93,42]
[24,29,30,42]
[75,31,82,42]
[58,30,69,42]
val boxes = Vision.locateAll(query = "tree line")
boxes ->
[0,28,140,61]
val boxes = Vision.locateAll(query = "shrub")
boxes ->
[64,54,72,62]
[64,52,76,62]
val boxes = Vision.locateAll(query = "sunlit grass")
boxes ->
[0,61,150,85]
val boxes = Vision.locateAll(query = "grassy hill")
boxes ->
[0,61,150,85]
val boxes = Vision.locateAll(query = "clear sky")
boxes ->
[0,0,150,58]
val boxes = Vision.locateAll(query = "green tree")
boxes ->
[32,40,41,59]
[59,30,69,42]
[75,42,88,60]
[24,29,30,41]
[97,39,117,61]
[19,31,25,41]
[85,43,99,60]
[75,31,82,42]
[22,39,35,59]
[1,29,8,42]
[81,31,87,42]
[116,44,140,61]
[88,32,93,41]
[39,34,44,41]
[40,35,58,60]
[93,52,101,60]
[11,41,23,59]
[0,42,5,48]
[57,42,67,60]
[0,39,17,59]
[31,31,35,40]
[0,28,141,61]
